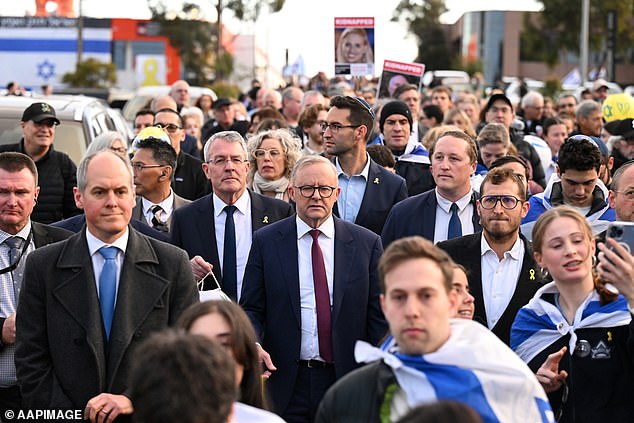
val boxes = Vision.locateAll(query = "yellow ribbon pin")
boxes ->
[262,216,269,224]
[529,269,535,281]
[373,178,379,184]
[608,331,613,342]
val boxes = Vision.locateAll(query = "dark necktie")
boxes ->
[309,229,333,363]
[447,203,462,240]
[151,205,168,233]
[5,236,24,266]
[223,205,237,300]
[98,247,118,340]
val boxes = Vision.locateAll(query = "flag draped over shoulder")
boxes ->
[356,319,554,423]
[511,282,631,364]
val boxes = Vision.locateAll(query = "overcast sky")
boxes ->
[2,0,542,76]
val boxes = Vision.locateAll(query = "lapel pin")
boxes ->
[373,177,379,184]
[262,216,269,224]
[529,269,535,280]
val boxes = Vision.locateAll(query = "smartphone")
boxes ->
[606,222,634,255]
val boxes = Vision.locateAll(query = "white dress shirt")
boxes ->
[480,234,525,329]
[433,189,475,244]
[335,155,370,224]
[213,191,252,301]
[296,215,335,361]
[141,191,175,225]
[86,227,129,306]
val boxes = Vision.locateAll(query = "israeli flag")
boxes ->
[511,282,631,364]
[357,319,554,423]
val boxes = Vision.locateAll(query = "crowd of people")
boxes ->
[0,76,633,423]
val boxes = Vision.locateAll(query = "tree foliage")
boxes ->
[62,58,116,88]
[392,0,452,70]
[149,0,285,82]
[521,0,634,67]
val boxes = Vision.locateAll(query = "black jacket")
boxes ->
[0,141,80,223]
[172,151,211,201]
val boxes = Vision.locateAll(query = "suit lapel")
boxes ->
[354,161,379,225]
[332,218,354,325]
[465,233,488,327]
[250,191,275,231]
[422,191,437,241]
[278,219,301,327]
[31,222,51,247]
[107,229,168,387]
[470,192,482,233]
[131,198,144,223]
[197,196,221,283]
[52,231,107,389]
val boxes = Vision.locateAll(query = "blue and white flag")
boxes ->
[368,136,430,164]
[356,319,554,423]
[511,282,631,364]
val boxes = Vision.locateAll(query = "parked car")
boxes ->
[0,95,133,164]
[122,85,217,123]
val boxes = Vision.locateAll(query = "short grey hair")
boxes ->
[77,150,133,193]
[290,155,338,185]
[86,131,128,156]
[203,131,248,162]
[520,91,544,109]
[576,100,601,120]
[246,128,302,183]
[611,161,634,192]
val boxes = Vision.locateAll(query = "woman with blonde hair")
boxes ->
[511,207,634,422]
[443,109,476,139]
[246,128,301,202]
[336,28,373,64]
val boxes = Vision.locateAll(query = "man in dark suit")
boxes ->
[0,153,72,414]
[130,137,190,234]
[382,130,481,247]
[240,155,387,422]
[438,168,543,345]
[15,150,198,420]
[324,96,407,235]
[171,131,292,300]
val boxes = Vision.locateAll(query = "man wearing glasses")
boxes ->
[323,96,407,235]
[171,131,292,299]
[153,108,211,201]
[438,167,543,345]
[240,155,387,422]
[0,102,80,223]
[130,135,190,234]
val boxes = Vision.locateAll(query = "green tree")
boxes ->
[149,2,215,85]
[521,0,634,67]
[62,58,116,88]
[392,0,452,70]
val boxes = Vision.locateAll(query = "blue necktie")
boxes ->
[5,237,23,266]
[98,247,118,340]
[447,203,462,240]
[223,205,237,300]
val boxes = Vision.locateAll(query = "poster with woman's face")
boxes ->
[377,60,425,98]
[334,17,375,76]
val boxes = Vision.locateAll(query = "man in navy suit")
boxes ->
[171,131,292,299]
[240,155,387,422]
[382,130,481,247]
[437,167,543,345]
[324,96,407,235]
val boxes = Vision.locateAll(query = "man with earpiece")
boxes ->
[129,128,191,234]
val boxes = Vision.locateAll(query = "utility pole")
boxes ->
[580,0,589,84]
[77,0,83,67]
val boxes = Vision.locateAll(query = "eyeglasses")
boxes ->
[321,122,360,134]
[479,195,521,210]
[294,185,336,198]
[207,156,246,167]
[154,123,182,133]
[613,190,634,200]
[253,148,283,159]
[131,163,164,172]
